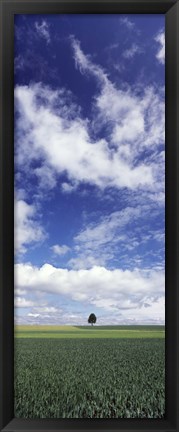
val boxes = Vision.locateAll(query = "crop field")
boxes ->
[14,326,165,418]
[15,325,165,339]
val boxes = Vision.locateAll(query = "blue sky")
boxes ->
[14,14,165,325]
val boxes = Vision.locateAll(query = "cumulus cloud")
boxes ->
[35,20,51,44]
[14,72,164,193]
[14,37,164,198]
[15,83,154,191]
[14,199,46,254]
[15,262,164,317]
[155,31,165,64]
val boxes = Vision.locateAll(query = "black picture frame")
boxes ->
[0,0,178,431]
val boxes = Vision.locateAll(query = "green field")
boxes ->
[14,326,165,418]
[15,325,165,339]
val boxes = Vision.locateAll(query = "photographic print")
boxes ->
[14,14,165,419]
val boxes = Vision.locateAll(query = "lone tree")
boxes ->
[88,313,97,326]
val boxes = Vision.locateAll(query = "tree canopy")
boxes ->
[88,313,97,326]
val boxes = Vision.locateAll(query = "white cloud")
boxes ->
[124,296,165,323]
[155,31,165,64]
[14,199,46,254]
[51,244,70,256]
[15,288,26,296]
[16,310,86,325]
[123,44,142,59]
[94,83,164,155]
[61,182,77,193]
[74,206,142,247]
[15,188,26,200]
[72,37,164,157]
[68,202,164,270]
[14,31,165,326]
[22,307,58,322]
[35,20,51,44]
[37,306,58,313]
[15,262,165,321]
[30,306,58,315]
[14,38,164,196]
[14,297,35,308]
[28,313,40,318]
[71,36,109,87]
[15,76,163,193]
[119,17,135,30]
[34,165,57,190]
[69,252,112,271]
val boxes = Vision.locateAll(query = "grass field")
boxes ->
[14,325,165,418]
[15,325,165,339]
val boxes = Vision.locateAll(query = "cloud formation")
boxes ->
[51,244,70,256]
[119,17,135,30]
[14,21,165,325]
[155,31,165,64]
[14,297,35,308]
[123,43,142,59]
[15,262,164,316]
[35,20,51,44]
[14,199,46,254]
[14,38,165,265]
[15,35,164,194]
[69,203,164,270]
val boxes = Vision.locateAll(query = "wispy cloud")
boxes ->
[14,54,26,71]
[123,43,143,59]
[119,17,135,30]
[35,20,51,44]
[72,37,164,146]
[68,202,164,270]
[70,35,109,87]
[155,31,165,64]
